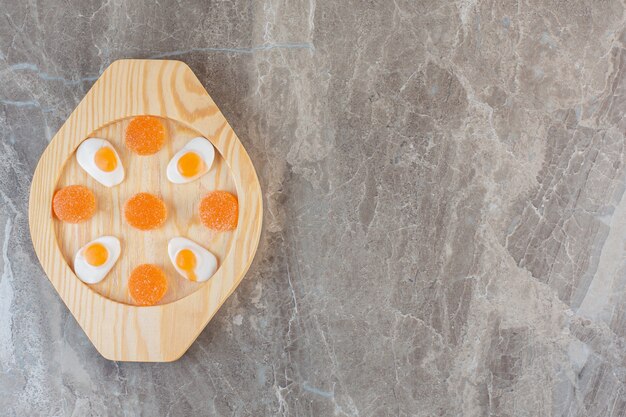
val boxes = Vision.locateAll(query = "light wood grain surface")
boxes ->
[56,118,236,304]
[29,59,263,362]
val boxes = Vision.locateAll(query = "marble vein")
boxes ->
[148,43,314,59]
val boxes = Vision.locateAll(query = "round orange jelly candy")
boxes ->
[52,185,97,223]
[124,193,167,230]
[128,264,168,306]
[199,191,238,231]
[125,116,165,155]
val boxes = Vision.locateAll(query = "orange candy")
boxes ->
[52,185,97,223]
[124,193,167,230]
[199,191,238,231]
[125,116,165,155]
[128,264,168,306]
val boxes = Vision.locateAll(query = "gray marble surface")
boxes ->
[1,0,626,416]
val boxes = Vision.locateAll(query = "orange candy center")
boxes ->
[52,185,97,223]
[83,243,108,267]
[125,116,165,155]
[94,147,117,172]
[177,151,205,178]
[124,193,168,230]
[175,249,198,281]
[128,264,168,306]
[199,191,238,231]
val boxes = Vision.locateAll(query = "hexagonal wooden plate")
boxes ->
[28,59,262,362]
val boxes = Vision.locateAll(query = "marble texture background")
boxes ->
[1,0,625,416]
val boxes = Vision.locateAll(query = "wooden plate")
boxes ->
[28,60,263,362]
